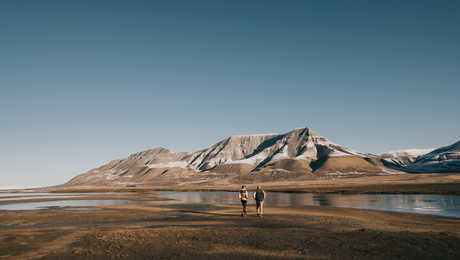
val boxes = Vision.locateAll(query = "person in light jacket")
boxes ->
[254,186,266,217]
[238,185,248,216]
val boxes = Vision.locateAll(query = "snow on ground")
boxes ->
[272,144,290,161]
[147,161,189,169]
[226,152,267,165]
[296,140,317,160]
[105,174,117,180]
[328,150,355,157]
[380,149,434,158]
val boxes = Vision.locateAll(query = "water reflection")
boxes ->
[0,192,156,210]
[156,191,460,218]
[312,194,331,206]
[0,193,57,198]
[0,191,459,218]
[0,199,153,210]
[0,194,83,201]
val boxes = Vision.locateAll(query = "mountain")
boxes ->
[401,141,460,173]
[64,128,459,187]
[380,149,434,168]
[380,141,460,173]
[65,128,386,187]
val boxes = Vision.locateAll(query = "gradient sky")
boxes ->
[1,0,459,188]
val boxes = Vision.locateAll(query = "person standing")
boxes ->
[254,186,266,217]
[238,185,248,216]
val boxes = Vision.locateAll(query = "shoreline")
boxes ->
[37,181,460,195]
[6,173,449,195]
[2,174,460,193]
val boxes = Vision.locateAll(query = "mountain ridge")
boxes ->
[64,128,459,187]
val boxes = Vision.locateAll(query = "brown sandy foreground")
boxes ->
[1,198,460,260]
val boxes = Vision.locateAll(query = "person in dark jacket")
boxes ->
[254,186,266,217]
[238,185,248,216]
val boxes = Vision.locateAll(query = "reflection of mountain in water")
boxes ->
[155,192,460,218]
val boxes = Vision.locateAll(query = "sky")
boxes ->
[1,0,459,188]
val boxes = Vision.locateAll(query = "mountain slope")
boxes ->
[65,148,195,186]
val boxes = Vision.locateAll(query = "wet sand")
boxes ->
[1,199,460,259]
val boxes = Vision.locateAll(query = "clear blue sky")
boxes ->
[1,0,459,188]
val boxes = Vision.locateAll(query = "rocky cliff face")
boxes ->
[64,128,459,187]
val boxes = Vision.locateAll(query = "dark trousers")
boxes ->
[241,200,247,214]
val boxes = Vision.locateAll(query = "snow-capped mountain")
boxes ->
[187,128,368,172]
[379,141,460,173]
[380,149,434,168]
[402,141,460,173]
[63,128,459,187]
[64,128,385,187]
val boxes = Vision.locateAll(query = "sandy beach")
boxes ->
[1,189,459,260]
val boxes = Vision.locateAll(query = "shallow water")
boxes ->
[155,191,460,218]
[0,194,83,201]
[0,192,134,201]
[0,191,459,218]
[0,199,150,210]
[0,192,156,210]
[0,193,58,197]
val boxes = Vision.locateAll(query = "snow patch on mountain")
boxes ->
[328,150,355,157]
[380,142,460,173]
[147,161,189,169]
[380,149,434,159]
[403,141,460,172]
[226,152,267,165]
